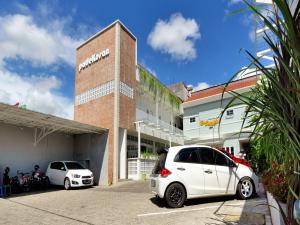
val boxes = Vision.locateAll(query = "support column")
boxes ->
[169,135,172,147]
[137,122,141,180]
[119,129,127,179]
[113,22,121,184]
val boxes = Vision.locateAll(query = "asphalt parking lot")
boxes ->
[0,181,270,225]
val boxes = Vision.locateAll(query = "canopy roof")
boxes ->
[0,103,107,135]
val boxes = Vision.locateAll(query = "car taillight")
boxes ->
[160,168,172,177]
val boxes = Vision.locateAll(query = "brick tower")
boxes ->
[74,20,136,184]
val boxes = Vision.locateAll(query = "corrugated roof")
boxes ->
[0,103,107,134]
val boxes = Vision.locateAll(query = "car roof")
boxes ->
[169,144,214,152]
[49,161,79,164]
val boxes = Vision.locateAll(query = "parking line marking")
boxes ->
[137,205,221,217]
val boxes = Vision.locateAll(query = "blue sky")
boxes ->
[0,0,254,118]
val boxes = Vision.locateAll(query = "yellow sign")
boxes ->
[199,118,220,127]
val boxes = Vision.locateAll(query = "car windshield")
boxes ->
[65,162,85,170]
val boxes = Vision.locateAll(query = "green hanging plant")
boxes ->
[137,64,182,109]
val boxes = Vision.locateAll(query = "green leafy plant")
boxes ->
[137,64,182,109]
[222,0,300,224]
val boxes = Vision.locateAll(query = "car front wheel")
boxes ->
[165,183,186,208]
[64,178,71,190]
[237,177,254,199]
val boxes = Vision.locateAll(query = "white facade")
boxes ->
[183,83,255,157]
[124,67,185,180]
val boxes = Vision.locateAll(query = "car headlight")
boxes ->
[71,174,81,178]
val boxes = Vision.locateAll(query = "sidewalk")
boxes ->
[213,183,271,225]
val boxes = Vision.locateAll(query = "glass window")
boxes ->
[230,147,234,155]
[152,152,167,174]
[190,117,196,123]
[51,162,65,170]
[226,109,234,116]
[215,151,229,166]
[65,162,85,170]
[50,162,59,170]
[199,148,215,165]
[174,148,200,163]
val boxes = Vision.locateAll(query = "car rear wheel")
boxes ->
[64,178,71,190]
[237,177,254,199]
[165,183,186,208]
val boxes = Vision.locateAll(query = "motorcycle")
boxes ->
[31,165,50,190]
[16,170,32,192]
[10,175,21,194]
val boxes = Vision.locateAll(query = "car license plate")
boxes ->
[151,179,156,187]
[83,180,91,184]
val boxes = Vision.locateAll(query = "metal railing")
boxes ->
[136,108,183,136]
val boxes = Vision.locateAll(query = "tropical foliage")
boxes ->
[223,0,300,224]
[137,64,182,109]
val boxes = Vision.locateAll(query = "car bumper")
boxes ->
[150,175,170,199]
[70,178,94,187]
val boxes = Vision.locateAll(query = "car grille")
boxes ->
[82,176,91,179]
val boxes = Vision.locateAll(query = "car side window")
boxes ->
[57,162,66,171]
[214,151,229,166]
[174,148,200,164]
[50,162,59,170]
[198,148,215,165]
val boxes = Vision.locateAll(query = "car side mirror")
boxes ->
[60,167,66,171]
[229,160,237,168]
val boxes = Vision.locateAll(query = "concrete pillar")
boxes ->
[137,122,141,180]
[113,22,121,184]
[119,129,127,179]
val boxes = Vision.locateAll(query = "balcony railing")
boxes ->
[136,108,183,136]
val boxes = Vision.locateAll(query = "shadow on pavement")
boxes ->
[150,195,236,208]
[2,185,93,199]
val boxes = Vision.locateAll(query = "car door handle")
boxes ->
[177,167,185,171]
[204,169,213,174]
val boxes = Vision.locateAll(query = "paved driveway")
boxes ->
[0,181,269,225]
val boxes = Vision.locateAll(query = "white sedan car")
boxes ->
[151,145,258,208]
[46,161,94,190]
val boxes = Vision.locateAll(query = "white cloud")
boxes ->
[148,13,200,61]
[0,69,73,119]
[0,14,82,67]
[191,82,210,92]
[0,13,80,119]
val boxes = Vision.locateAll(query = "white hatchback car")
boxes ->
[46,161,94,190]
[151,145,258,208]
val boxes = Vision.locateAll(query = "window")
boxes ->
[65,162,85,170]
[50,162,65,170]
[174,148,200,163]
[199,148,215,165]
[230,147,234,155]
[215,151,229,166]
[190,117,196,123]
[226,109,234,117]
[50,162,60,170]
[152,152,168,174]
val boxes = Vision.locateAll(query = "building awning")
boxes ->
[0,102,107,135]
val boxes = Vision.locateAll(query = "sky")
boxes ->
[0,0,255,119]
